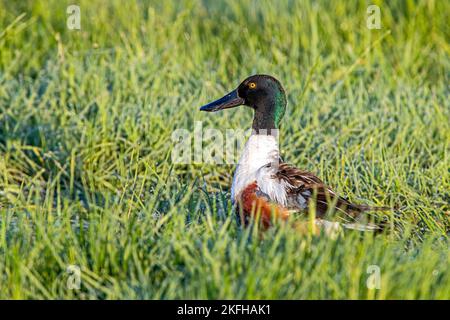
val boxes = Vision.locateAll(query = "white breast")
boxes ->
[231,134,289,205]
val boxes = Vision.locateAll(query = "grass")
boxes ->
[0,0,449,299]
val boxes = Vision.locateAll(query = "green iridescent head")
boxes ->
[200,74,287,131]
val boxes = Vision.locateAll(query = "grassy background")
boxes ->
[0,0,449,299]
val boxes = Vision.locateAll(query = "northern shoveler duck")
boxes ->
[200,74,388,233]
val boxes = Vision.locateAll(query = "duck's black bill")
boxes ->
[200,90,244,112]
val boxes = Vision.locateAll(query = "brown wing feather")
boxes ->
[274,162,388,219]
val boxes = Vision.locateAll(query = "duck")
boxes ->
[200,74,388,233]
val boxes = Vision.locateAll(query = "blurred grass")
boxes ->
[0,0,449,299]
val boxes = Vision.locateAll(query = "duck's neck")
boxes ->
[251,90,286,134]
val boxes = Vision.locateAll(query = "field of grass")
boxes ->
[0,0,449,299]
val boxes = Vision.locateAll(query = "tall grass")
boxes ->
[0,0,448,299]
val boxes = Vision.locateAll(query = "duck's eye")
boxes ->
[248,82,256,89]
